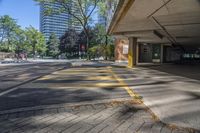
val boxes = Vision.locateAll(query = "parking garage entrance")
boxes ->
[138,43,200,64]
[138,43,161,64]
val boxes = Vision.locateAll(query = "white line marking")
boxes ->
[0,86,20,97]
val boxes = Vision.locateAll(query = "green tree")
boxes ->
[60,29,79,57]
[96,1,115,60]
[90,24,106,46]
[25,26,46,58]
[35,0,100,52]
[13,28,30,55]
[86,24,114,60]
[97,0,107,17]
[0,15,19,52]
[46,33,60,58]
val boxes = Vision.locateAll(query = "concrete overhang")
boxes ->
[108,0,200,46]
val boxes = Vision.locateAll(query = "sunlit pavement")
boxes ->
[111,64,200,131]
[0,61,199,133]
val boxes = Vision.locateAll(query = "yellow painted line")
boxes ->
[86,76,114,81]
[107,67,141,99]
[39,68,113,81]
[39,76,55,80]
[54,69,110,75]
[46,83,122,88]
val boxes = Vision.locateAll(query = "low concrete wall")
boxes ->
[0,52,15,60]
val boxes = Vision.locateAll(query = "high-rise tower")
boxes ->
[40,1,82,41]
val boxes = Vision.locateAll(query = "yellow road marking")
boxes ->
[86,76,114,80]
[37,66,142,100]
[39,68,114,81]
[107,67,141,99]
[45,82,122,88]
[39,76,54,80]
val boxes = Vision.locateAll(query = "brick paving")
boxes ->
[0,100,197,133]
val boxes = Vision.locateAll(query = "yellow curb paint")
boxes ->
[107,67,140,99]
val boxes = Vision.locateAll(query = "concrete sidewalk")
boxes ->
[111,64,200,131]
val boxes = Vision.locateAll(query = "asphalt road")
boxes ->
[0,62,131,111]
[0,62,71,93]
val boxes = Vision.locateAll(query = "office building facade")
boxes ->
[40,1,82,41]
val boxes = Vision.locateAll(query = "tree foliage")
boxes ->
[35,0,100,51]
[97,0,107,17]
[46,33,60,58]
[0,15,47,57]
[25,26,46,57]
[0,15,20,52]
[60,29,79,57]
[86,24,114,60]
[88,44,114,60]
[14,28,29,55]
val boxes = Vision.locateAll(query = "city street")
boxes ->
[0,62,71,94]
[0,61,199,133]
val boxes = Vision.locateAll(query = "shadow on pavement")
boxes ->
[142,64,200,81]
[111,65,200,130]
[0,87,129,111]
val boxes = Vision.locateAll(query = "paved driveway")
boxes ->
[0,62,198,133]
[111,64,200,131]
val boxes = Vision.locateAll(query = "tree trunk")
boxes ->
[33,44,36,59]
[105,35,108,60]
[86,35,89,51]
[83,27,90,60]
[83,27,89,52]
[86,35,91,60]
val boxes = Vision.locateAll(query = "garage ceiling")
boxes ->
[111,0,200,45]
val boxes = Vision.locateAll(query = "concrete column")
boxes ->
[160,44,164,64]
[128,37,137,67]
[114,38,129,62]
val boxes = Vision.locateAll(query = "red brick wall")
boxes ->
[114,38,129,62]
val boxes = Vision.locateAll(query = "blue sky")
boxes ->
[0,0,40,30]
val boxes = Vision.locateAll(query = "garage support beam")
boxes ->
[128,37,138,67]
